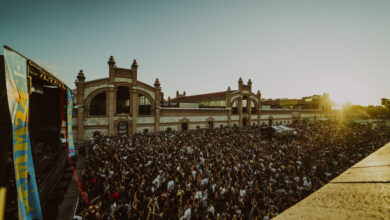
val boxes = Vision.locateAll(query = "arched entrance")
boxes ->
[179,117,190,131]
[116,86,130,114]
[181,123,188,131]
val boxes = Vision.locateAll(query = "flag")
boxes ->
[67,88,76,157]
[4,47,42,220]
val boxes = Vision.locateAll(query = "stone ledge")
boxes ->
[274,142,390,220]
[352,145,390,168]
[274,183,390,220]
[330,166,390,183]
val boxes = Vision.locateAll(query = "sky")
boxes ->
[1,0,389,106]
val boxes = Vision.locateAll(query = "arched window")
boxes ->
[242,96,248,113]
[90,92,106,116]
[139,94,151,115]
[251,100,257,114]
[116,86,130,114]
[232,100,238,115]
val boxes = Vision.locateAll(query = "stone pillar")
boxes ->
[238,78,243,126]
[107,56,116,136]
[248,79,252,126]
[154,79,161,135]
[107,86,115,136]
[75,70,85,143]
[131,87,138,134]
[257,90,261,125]
[130,59,139,134]
[226,87,231,127]
[248,99,252,126]
[131,59,138,82]
[238,77,243,90]
[108,56,115,82]
[127,87,133,135]
[77,108,84,142]
[238,94,243,126]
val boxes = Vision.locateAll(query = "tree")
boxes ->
[366,98,390,119]
[382,98,390,109]
[367,106,386,119]
[381,98,390,118]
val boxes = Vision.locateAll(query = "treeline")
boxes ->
[342,98,390,119]
[366,98,390,119]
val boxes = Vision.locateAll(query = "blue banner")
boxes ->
[67,89,76,157]
[4,48,42,220]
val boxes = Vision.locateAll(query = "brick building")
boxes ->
[73,56,324,143]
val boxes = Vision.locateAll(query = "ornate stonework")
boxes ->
[73,56,323,143]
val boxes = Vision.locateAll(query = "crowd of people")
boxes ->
[78,121,390,220]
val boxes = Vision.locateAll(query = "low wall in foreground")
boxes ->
[274,142,390,219]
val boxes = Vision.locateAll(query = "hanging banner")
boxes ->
[67,88,76,157]
[4,47,43,220]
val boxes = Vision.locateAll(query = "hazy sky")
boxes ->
[1,0,389,106]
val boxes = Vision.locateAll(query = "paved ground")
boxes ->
[274,142,390,220]
[57,157,84,220]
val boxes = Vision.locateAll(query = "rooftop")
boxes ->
[170,90,236,102]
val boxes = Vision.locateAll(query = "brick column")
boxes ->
[154,79,161,135]
[75,70,85,143]
[77,107,84,142]
[128,87,132,135]
[238,78,243,126]
[107,86,115,136]
[131,88,138,134]
[257,90,261,125]
[226,87,231,127]
[248,79,252,126]
[107,56,116,136]
[238,95,243,126]
[248,98,252,126]
[155,107,160,134]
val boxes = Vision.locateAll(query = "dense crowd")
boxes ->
[78,121,390,220]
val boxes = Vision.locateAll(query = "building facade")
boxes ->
[73,56,324,143]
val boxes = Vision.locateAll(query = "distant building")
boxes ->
[73,56,325,143]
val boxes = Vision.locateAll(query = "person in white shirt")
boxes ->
[196,190,202,200]
[167,180,175,191]
[153,175,160,188]
[207,202,215,217]
[192,170,197,180]
[303,176,312,190]
[183,204,191,220]
[239,189,246,198]
[200,178,208,186]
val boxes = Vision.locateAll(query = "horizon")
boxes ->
[1,0,389,106]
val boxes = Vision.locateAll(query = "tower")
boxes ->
[257,90,262,125]
[154,78,161,135]
[108,56,115,83]
[75,70,86,143]
[248,79,252,92]
[107,56,116,135]
[131,59,138,82]
[238,77,243,90]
